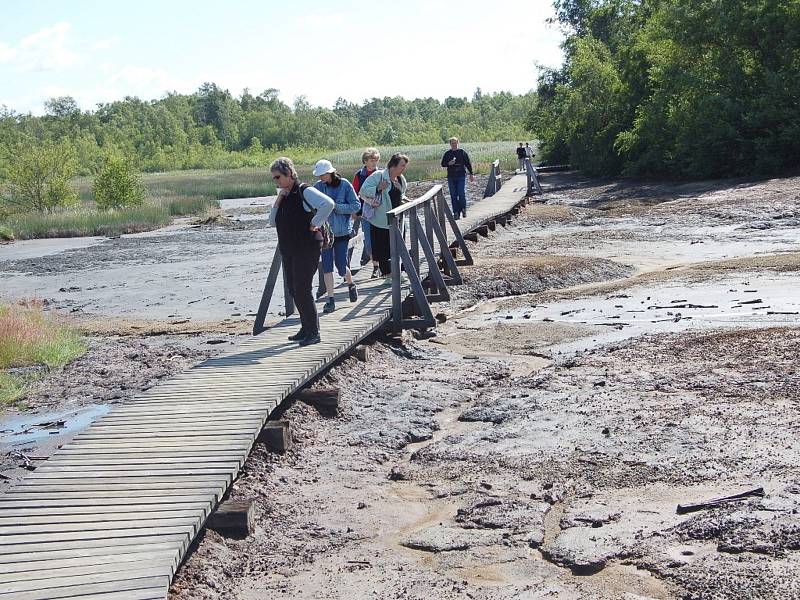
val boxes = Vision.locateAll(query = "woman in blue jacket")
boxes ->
[313,159,361,313]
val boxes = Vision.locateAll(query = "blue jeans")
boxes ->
[321,237,350,276]
[448,175,467,216]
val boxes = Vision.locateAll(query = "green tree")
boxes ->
[5,140,79,212]
[93,154,146,209]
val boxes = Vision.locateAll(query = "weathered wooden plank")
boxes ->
[0,509,206,526]
[0,549,177,577]
[0,516,202,535]
[0,495,213,507]
[0,534,188,557]
[0,569,170,598]
[0,541,181,563]
[0,504,211,518]
[0,525,194,547]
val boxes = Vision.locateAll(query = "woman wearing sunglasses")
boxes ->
[269,157,334,346]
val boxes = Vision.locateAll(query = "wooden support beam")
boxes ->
[296,387,340,410]
[487,220,496,231]
[257,420,292,452]
[476,225,490,238]
[464,231,479,243]
[208,500,255,538]
[353,345,370,362]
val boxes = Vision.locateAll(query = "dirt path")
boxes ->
[162,173,800,599]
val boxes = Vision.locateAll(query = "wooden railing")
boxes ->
[524,157,543,195]
[483,159,502,198]
[386,184,472,333]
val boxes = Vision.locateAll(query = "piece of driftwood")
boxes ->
[676,487,765,515]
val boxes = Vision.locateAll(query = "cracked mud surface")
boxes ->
[166,173,800,599]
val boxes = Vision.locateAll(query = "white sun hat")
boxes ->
[313,159,336,177]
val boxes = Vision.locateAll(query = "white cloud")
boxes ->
[92,37,119,51]
[0,42,17,63]
[17,22,82,72]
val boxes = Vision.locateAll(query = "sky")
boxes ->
[0,0,565,115]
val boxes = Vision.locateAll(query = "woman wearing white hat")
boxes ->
[313,159,361,314]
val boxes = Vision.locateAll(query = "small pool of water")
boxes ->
[0,404,111,449]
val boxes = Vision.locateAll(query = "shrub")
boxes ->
[93,155,147,209]
[5,140,79,211]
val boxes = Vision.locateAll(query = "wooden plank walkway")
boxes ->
[0,174,529,599]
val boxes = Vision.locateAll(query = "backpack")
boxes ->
[300,184,334,250]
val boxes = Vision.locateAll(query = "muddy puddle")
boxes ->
[0,404,109,449]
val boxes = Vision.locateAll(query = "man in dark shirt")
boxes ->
[440,137,474,219]
[516,142,526,172]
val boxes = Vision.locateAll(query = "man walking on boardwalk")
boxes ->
[441,137,474,219]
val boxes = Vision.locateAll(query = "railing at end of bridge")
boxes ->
[483,159,502,198]
[524,157,543,196]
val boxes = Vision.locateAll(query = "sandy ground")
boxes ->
[2,171,800,598]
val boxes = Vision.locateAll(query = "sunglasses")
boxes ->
[272,175,282,181]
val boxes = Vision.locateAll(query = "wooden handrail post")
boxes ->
[388,214,402,333]
[253,245,283,335]
[409,208,420,275]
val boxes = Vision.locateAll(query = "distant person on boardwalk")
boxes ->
[516,142,526,172]
[525,142,535,161]
[440,137,474,220]
[358,153,409,278]
[313,159,360,314]
[352,148,381,278]
[269,157,334,347]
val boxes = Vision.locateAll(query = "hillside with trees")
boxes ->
[0,88,533,178]
[528,0,800,178]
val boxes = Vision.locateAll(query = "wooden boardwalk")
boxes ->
[0,174,529,600]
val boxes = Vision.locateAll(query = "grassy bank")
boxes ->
[2,142,523,240]
[0,301,86,407]
[5,205,172,240]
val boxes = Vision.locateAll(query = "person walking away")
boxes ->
[516,142,526,172]
[525,142,535,162]
[313,159,360,314]
[440,137,474,220]
[269,157,334,346]
[358,153,409,278]
[352,148,381,277]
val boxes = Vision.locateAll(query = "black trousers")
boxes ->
[283,245,321,335]
[370,225,391,275]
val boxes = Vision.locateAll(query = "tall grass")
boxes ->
[0,301,86,407]
[2,142,526,240]
[6,205,171,240]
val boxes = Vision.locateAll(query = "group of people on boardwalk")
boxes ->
[269,140,474,347]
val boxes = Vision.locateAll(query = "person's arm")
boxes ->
[359,171,381,205]
[268,190,285,227]
[463,150,474,178]
[302,186,334,228]
[352,171,363,194]
[441,151,451,168]
[334,180,361,214]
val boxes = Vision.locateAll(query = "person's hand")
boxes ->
[449,157,456,165]
[469,174,475,183]
[377,180,389,191]
[309,225,319,232]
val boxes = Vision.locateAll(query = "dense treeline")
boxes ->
[528,0,800,178]
[0,86,532,178]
